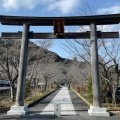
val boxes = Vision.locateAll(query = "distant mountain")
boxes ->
[0,39,90,84]
[28,41,72,65]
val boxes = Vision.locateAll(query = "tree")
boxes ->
[0,39,20,101]
[63,30,120,106]
[61,1,120,106]
[99,38,120,106]
[36,58,60,91]
[26,39,53,90]
[68,60,90,92]
[87,76,92,97]
[0,39,53,101]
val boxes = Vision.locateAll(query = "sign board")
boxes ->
[53,19,64,35]
[54,102,61,117]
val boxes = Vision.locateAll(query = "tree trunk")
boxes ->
[112,84,117,107]
[117,74,119,86]
[44,81,48,91]
[10,84,15,102]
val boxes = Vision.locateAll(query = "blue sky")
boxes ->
[0,0,120,59]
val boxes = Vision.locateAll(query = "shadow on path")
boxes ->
[29,89,61,115]
[68,89,89,116]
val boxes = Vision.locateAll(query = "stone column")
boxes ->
[88,23,109,116]
[7,24,29,115]
[90,23,102,108]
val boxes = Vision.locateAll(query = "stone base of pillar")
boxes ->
[88,106,109,116]
[7,105,29,115]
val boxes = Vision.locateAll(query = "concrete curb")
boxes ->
[28,88,59,108]
[0,88,59,113]
[71,88,92,106]
[71,88,120,115]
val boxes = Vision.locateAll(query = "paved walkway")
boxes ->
[40,87,76,116]
[0,87,120,119]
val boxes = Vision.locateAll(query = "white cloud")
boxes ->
[2,0,18,10]
[48,0,79,14]
[97,5,120,14]
[2,0,41,11]
[1,0,80,14]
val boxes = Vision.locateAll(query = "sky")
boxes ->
[0,0,120,59]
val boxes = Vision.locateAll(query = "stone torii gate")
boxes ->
[0,14,120,116]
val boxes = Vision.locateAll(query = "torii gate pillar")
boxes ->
[7,24,29,115]
[88,23,109,116]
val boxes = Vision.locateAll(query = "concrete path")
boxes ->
[29,88,60,114]
[1,87,120,119]
[69,88,89,115]
[40,87,76,116]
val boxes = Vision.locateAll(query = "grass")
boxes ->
[73,88,120,111]
[0,99,14,108]
[107,107,120,111]
[0,88,55,108]
[24,89,55,105]
[79,92,93,104]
